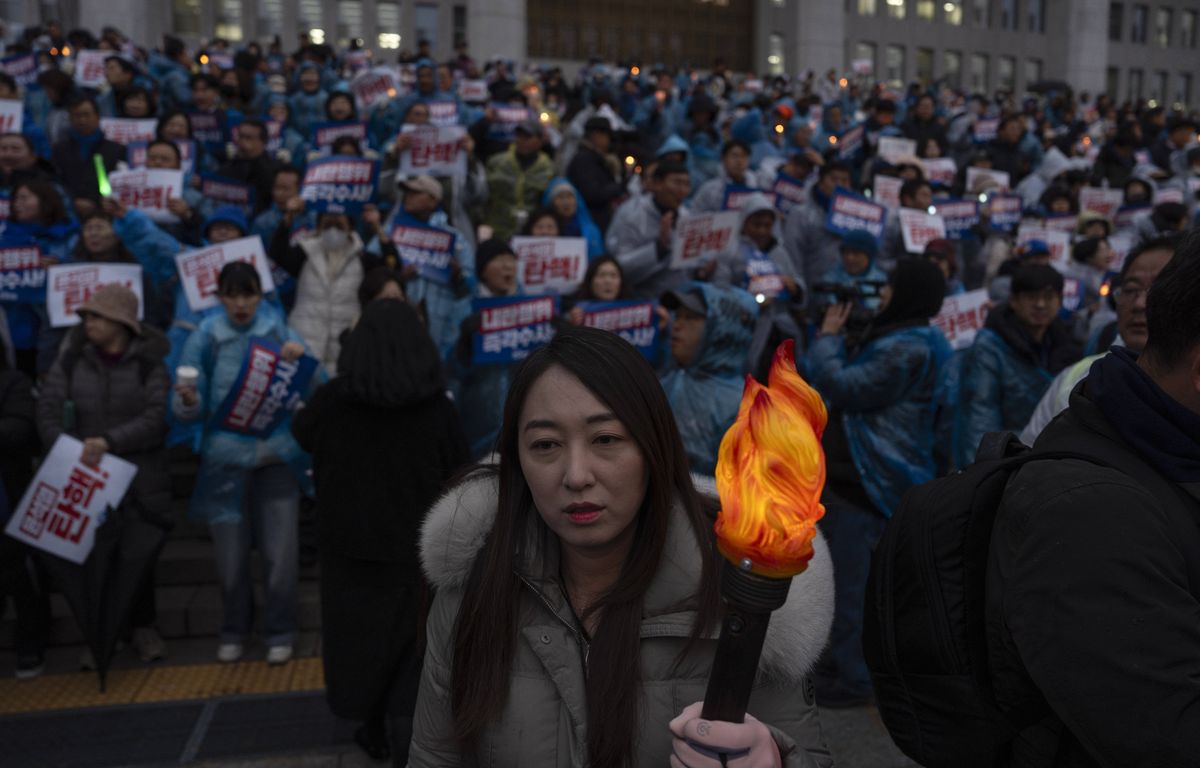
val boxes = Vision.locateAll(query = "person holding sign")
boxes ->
[36,284,172,665]
[783,161,853,295]
[50,95,125,217]
[172,262,316,666]
[218,120,283,217]
[607,160,693,299]
[690,139,761,214]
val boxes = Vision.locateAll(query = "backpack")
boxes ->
[861,432,1115,768]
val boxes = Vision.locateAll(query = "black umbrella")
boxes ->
[39,502,168,691]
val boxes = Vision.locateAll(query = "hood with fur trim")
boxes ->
[419,470,835,684]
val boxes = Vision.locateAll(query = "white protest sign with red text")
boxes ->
[922,158,957,187]
[899,208,948,254]
[670,211,740,270]
[877,136,917,164]
[100,118,158,146]
[174,236,276,312]
[46,264,144,328]
[399,125,466,177]
[0,100,22,134]
[72,50,109,89]
[4,435,138,564]
[108,169,184,224]
[512,236,588,295]
[966,166,1011,193]
[872,175,903,210]
[1079,187,1124,220]
[1017,226,1072,273]
[351,68,400,112]
[931,289,990,351]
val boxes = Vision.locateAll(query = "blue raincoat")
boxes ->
[659,282,758,475]
[0,219,77,366]
[807,325,952,517]
[541,178,604,258]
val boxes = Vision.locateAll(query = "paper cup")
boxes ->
[176,365,199,388]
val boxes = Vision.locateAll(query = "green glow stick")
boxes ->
[93,154,111,197]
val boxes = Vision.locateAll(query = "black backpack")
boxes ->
[861,432,1114,768]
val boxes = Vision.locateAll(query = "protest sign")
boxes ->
[987,193,1023,232]
[126,138,196,176]
[931,289,990,351]
[670,211,740,270]
[1042,213,1077,234]
[343,50,371,74]
[399,125,466,177]
[577,300,658,359]
[108,168,184,224]
[1154,187,1184,205]
[351,68,399,112]
[198,173,255,219]
[427,100,461,127]
[721,184,760,211]
[922,158,957,187]
[1079,187,1124,219]
[0,245,45,303]
[390,220,457,284]
[512,236,588,294]
[1062,278,1084,313]
[312,120,369,149]
[1113,204,1152,231]
[300,155,379,214]
[772,172,807,214]
[933,198,980,240]
[458,79,489,102]
[0,100,22,134]
[188,111,226,146]
[175,236,276,312]
[487,102,531,141]
[46,263,143,328]
[825,189,888,244]
[872,175,903,210]
[72,50,109,89]
[1,52,38,88]
[3,435,138,564]
[203,51,234,70]
[1017,226,1072,273]
[877,136,917,164]
[973,117,999,143]
[899,208,947,254]
[851,58,874,75]
[99,117,157,145]
[966,166,1010,193]
[837,124,864,159]
[745,253,789,300]
[212,337,319,438]
[472,295,558,364]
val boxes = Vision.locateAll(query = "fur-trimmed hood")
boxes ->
[419,470,835,684]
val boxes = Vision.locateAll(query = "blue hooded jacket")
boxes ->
[542,178,604,258]
[659,282,759,475]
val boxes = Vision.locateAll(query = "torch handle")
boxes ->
[700,607,773,723]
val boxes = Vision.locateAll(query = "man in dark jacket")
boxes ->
[218,118,284,216]
[901,94,947,157]
[987,115,1028,184]
[566,117,624,233]
[50,95,126,217]
[987,233,1200,766]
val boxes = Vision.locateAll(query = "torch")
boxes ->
[700,339,827,723]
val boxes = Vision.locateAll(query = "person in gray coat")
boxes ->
[606,160,694,299]
[36,284,172,664]
[784,161,854,299]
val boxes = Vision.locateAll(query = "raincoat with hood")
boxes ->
[286,63,329,137]
[659,281,758,475]
[542,178,604,258]
[0,217,77,369]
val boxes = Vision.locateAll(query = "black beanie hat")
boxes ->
[476,238,516,278]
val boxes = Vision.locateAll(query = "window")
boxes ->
[257,0,283,37]
[858,0,878,15]
[1131,4,1147,43]
[997,56,1015,91]
[943,49,962,88]
[1151,71,1168,103]
[1179,72,1193,107]
[378,0,401,49]
[1128,68,1143,101]
[768,32,785,75]
[1106,67,1120,99]
[1184,11,1197,47]
[415,3,439,47]
[970,52,989,92]
[1108,2,1123,40]
[886,0,906,19]
[1000,0,1019,30]
[173,0,201,36]
[299,0,322,28]
[1025,58,1042,87]
[944,1,963,25]
[453,5,467,46]
[855,42,877,75]
[1027,0,1044,32]
[1154,8,1171,47]
[971,0,989,27]
[216,0,243,41]
[916,47,934,83]
[886,45,906,87]
[917,0,935,20]
[337,0,363,45]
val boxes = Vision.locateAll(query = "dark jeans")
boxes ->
[816,487,887,700]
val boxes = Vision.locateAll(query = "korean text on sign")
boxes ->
[772,172,807,214]
[0,100,22,134]
[399,125,466,177]
[108,169,184,224]
[670,211,740,270]
[391,223,457,284]
[899,208,948,254]
[0,245,46,303]
[199,173,255,218]
[100,118,158,145]
[934,199,981,240]
[825,189,888,243]
[300,156,379,214]
[46,263,144,328]
[213,337,319,438]
[3,435,138,564]
[931,289,990,351]
[472,295,558,365]
[174,236,277,312]
[512,236,588,295]
[577,300,659,359]
[312,121,369,149]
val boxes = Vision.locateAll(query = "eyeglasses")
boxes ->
[1111,284,1147,302]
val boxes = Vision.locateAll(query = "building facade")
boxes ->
[5,0,1197,107]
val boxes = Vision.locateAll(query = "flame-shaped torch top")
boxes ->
[714,339,828,579]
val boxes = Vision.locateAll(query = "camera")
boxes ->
[809,280,887,336]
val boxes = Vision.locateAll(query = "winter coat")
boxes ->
[783,188,843,300]
[564,143,624,232]
[410,472,836,768]
[287,87,329,137]
[660,282,758,475]
[901,116,947,156]
[807,326,951,517]
[36,326,171,517]
[171,303,314,524]
[541,179,605,258]
[952,306,1081,469]
[690,171,763,214]
[606,194,693,300]
[279,230,367,375]
[483,147,556,242]
[987,379,1200,767]
[0,219,77,364]
[51,132,126,204]
[817,260,889,312]
[218,154,285,216]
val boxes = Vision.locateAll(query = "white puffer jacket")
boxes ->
[287,231,364,375]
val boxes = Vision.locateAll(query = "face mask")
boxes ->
[320,228,349,250]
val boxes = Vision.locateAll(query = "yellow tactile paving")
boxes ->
[0,660,326,715]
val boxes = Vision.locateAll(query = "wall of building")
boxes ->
[1105,0,1200,107]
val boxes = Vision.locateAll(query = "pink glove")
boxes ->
[668,702,783,768]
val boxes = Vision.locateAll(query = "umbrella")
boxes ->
[39,502,169,691]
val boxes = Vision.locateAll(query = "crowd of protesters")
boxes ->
[0,17,1198,768]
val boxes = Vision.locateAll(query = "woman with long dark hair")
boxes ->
[412,325,835,767]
